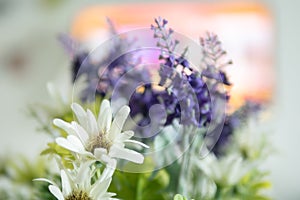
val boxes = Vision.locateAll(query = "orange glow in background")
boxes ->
[70,2,274,109]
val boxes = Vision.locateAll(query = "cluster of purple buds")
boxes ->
[150,17,232,128]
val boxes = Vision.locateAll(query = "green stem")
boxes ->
[177,127,192,196]
[136,175,144,200]
[215,185,222,200]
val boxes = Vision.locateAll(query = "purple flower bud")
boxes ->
[163,19,168,26]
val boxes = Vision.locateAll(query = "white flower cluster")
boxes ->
[36,99,148,200]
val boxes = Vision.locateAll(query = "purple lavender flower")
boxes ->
[151,17,233,128]
[71,19,142,102]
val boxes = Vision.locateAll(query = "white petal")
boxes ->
[99,162,116,182]
[60,170,72,196]
[53,119,76,135]
[94,148,108,160]
[105,192,117,198]
[87,109,99,134]
[98,107,112,133]
[76,160,95,189]
[67,135,86,151]
[125,139,149,148]
[93,150,117,181]
[71,103,88,129]
[109,145,144,164]
[98,99,110,121]
[56,137,83,153]
[109,106,130,140]
[49,185,64,200]
[33,178,56,186]
[115,131,134,142]
[90,177,112,198]
[98,100,114,133]
[71,121,89,144]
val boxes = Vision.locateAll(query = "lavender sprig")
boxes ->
[151,18,190,86]
[151,18,210,127]
[200,32,232,86]
[72,18,141,101]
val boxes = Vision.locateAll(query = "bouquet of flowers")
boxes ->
[0,17,272,200]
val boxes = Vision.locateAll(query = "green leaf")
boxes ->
[231,169,272,200]
[109,168,170,200]
[40,142,74,169]
[252,181,272,190]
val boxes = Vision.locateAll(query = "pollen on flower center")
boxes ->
[87,132,112,153]
[65,190,92,200]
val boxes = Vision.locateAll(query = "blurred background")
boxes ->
[0,0,299,199]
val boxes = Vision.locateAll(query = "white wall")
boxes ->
[262,0,300,199]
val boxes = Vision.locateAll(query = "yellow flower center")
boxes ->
[65,190,92,200]
[87,132,112,153]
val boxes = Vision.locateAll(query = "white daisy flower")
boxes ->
[53,100,148,169]
[34,161,116,200]
[194,153,252,186]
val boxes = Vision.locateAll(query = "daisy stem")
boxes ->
[136,175,144,200]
